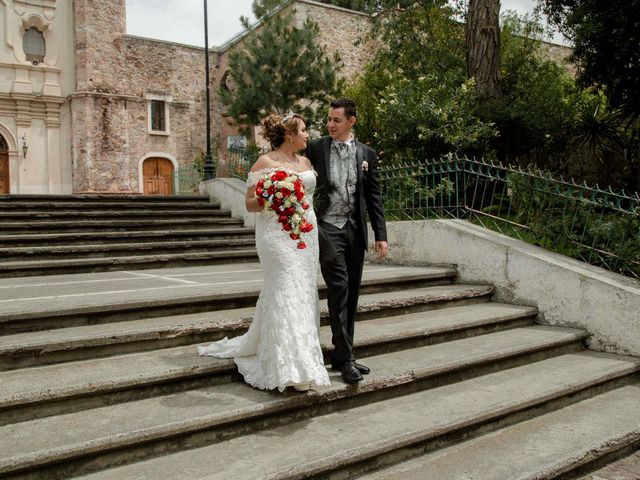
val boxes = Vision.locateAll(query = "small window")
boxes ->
[227,135,247,149]
[24,28,46,63]
[150,100,166,132]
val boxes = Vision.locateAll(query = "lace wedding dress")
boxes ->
[198,168,330,392]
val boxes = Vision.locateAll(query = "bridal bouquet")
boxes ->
[255,169,314,249]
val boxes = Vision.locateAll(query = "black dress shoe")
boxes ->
[341,361,363,384]
[353,361,370,375]
[330,361,370,375]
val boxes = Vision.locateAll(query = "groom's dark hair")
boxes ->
[330,98,357,118]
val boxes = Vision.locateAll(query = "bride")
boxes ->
[198,112,330,393]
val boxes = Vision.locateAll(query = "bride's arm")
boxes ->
[245,155,273,212]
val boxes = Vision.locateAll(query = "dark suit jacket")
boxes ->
[305,136,387,247]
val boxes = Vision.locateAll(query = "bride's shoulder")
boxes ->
[250,154,277,173]
[297,155,314,172]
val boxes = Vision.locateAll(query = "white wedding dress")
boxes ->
[198,168,330,392]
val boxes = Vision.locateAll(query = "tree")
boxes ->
[223,8,342,131]
[345,1,496,161]
[242,0,286,23]
[465,0,502,100]
[539,0,640,118]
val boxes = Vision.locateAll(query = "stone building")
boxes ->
[0,0,376,195]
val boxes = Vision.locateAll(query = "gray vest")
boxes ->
[324,140,358,229]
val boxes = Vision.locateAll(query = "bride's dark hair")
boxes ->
[261,112,304,149]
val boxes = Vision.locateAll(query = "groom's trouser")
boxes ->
[318,220,366,368]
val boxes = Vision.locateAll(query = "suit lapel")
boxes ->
[355,140,364,185]
[321,136,331,183]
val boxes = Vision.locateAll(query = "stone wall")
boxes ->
[295,1,377,82]
[71,0,217,192]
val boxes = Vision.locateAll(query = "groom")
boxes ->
[306,98,388,384]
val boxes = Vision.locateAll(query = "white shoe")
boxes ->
[292,383,310,392]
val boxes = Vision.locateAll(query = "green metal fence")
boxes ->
[379,154,640,279]
[172,168,204,195]
[225,147,258,180]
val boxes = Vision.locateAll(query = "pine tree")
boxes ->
[223,7,342,131]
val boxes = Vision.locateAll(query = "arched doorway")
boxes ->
[142,157,174,195]
[0,134,9,195]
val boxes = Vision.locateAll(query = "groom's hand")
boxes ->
[374,240,388,260]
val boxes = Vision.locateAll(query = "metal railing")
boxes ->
[172,168,204,195]
[224,147,254,180]
[379,154,640,279]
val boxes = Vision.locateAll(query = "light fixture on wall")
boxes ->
[22,134,28,158]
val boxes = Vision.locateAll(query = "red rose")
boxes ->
[300,221,313,233]
[283,223,292,231]
[280,188,291,197]
[255,187,264,197]
[274,170,288,181]
[297,241,307,249]
[267,185,276,195]
[257,179,265,187]
[301,202,309,210]
[257,197,265,207]
[289,233,300,240]
[285,207,295,216]
[278,214,288,223]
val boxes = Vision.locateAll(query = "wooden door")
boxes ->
[143,157,174,195]
[0,153,8,195]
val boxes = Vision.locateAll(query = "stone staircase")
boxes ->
[0,260,639,479]
[0,195,257,277]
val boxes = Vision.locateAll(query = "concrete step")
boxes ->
[0,238,256,261]
[363,384,640,480]
[0,333,603,478]
[0,194,210,203]
[30,353,638,480]
[0,217,244,233]
[0,200,221,210]
[0,325,580,425]
[0,265,459,333]
[0,227,255,247]
[0,249,260,278]
[0,209,232,221]
[0,302,537,370]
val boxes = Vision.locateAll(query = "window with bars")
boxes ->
[150,100,166,132]
[23,28,45,63]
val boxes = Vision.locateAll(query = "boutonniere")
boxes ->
[362,161,369,172]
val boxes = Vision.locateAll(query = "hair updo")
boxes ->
[261,112,304,149]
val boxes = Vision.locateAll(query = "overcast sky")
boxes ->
[126,0,557,48]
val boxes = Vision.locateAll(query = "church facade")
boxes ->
[0,0,374,195]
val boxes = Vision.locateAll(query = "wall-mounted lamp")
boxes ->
[22,134,28,159]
